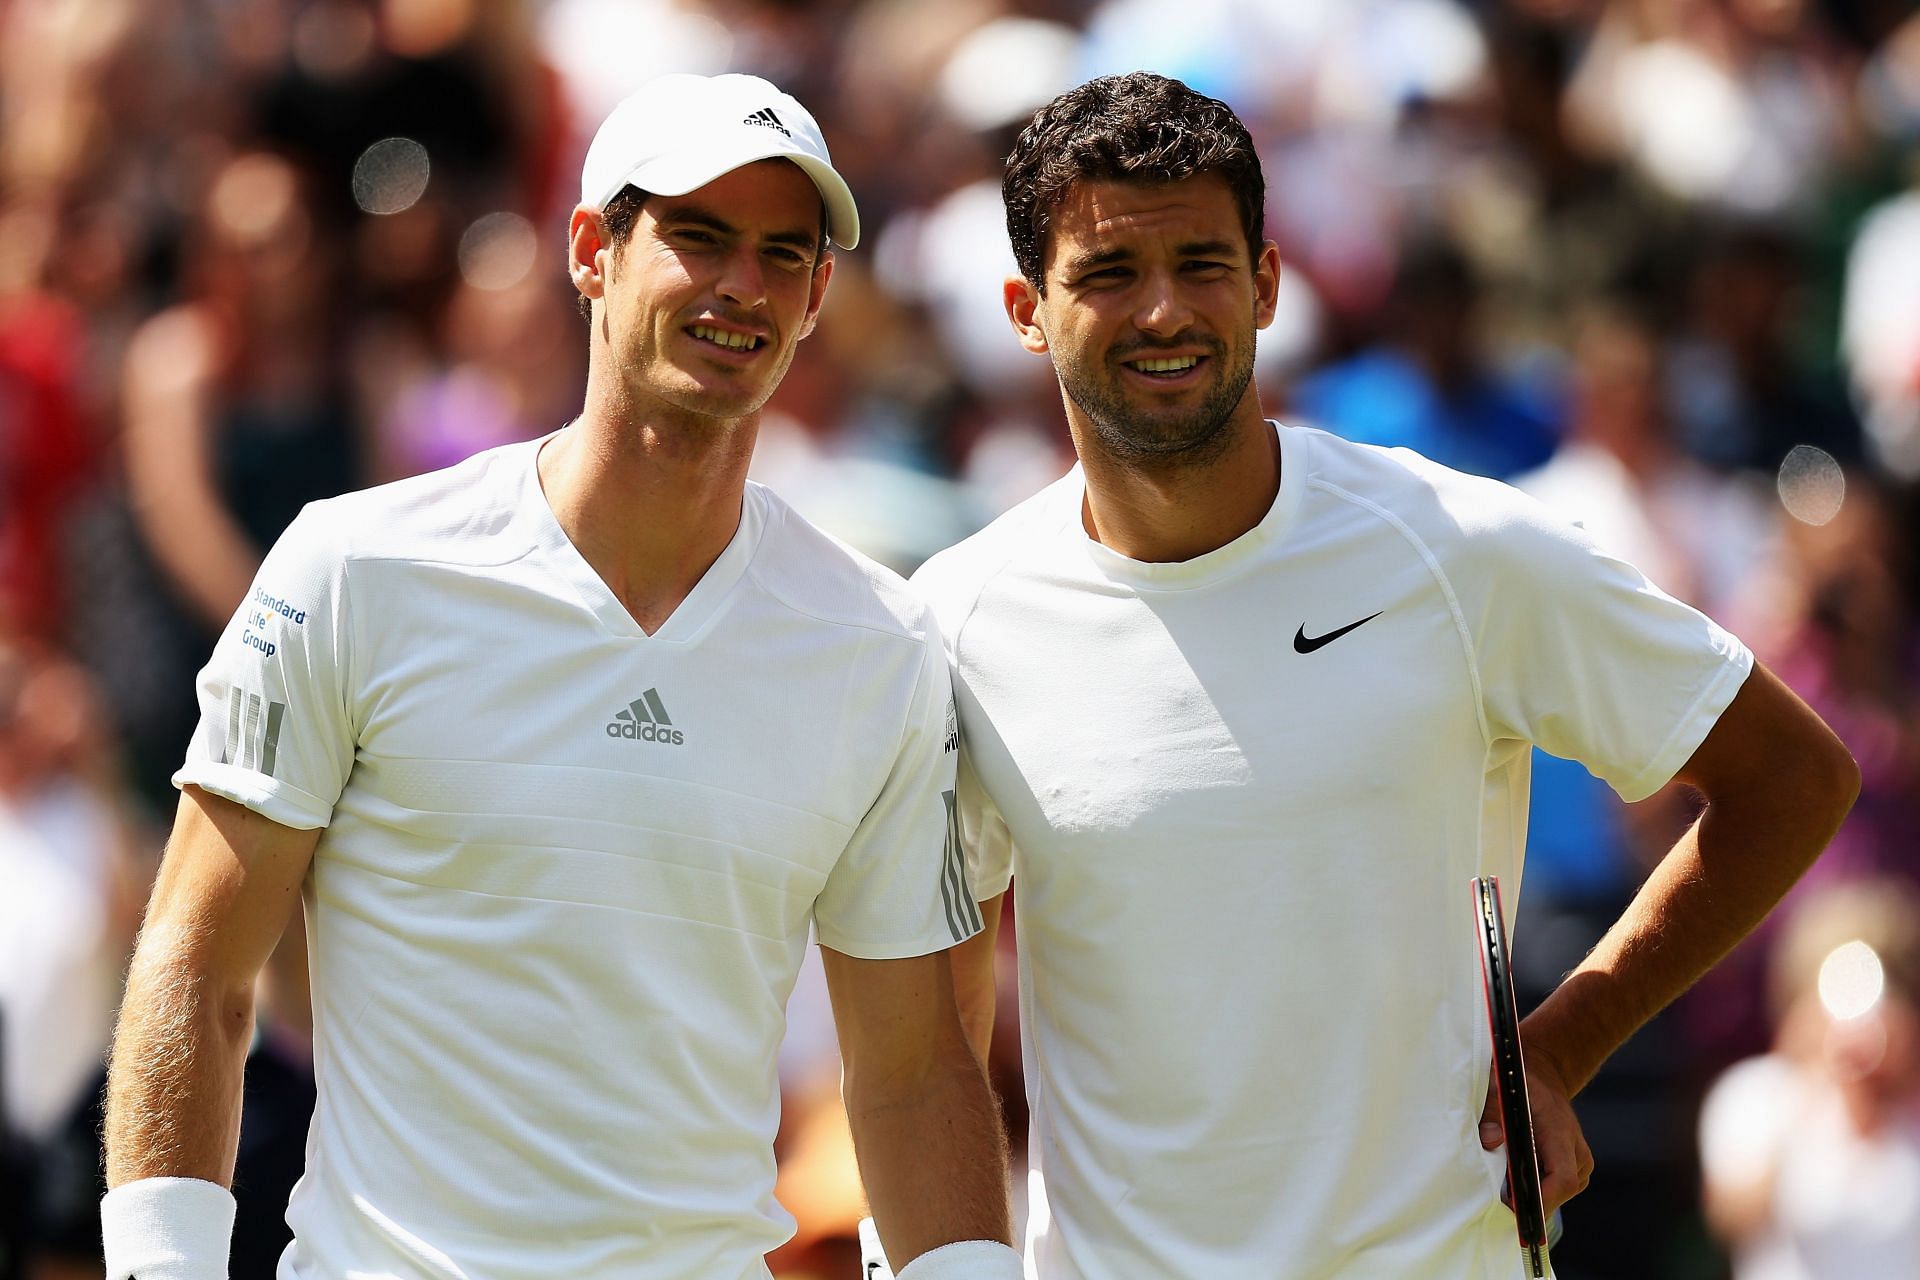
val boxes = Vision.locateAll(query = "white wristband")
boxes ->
[101,1177,236,1280]
[895,1239,1024,1280]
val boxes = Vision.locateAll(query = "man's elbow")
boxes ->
[119,925,258,1055]
[848,1029,980,1095]
[1811,723,1862,828]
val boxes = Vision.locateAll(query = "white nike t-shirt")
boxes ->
[912,422,1752,1279]
[175,435,975,1280]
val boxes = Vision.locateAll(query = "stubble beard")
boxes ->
[1057,333,1256,472]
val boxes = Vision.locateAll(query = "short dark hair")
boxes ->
[1003,73,1266,290]
[576,186,649,321]
[600,185,649,252]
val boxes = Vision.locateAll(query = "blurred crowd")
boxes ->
[3,0,1919,1277]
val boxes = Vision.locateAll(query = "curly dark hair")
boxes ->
[1003,73,1265,291]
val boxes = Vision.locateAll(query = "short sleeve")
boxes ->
[813,625,978,957]
[172,504,356,829]
[909,541,1021,906]
[955,710,1014,900]
[1466,496,1753,802]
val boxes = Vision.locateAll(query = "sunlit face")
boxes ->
[1007,175,1278,466]
[585,159,831,424]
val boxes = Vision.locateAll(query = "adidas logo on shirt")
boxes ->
[741,107,790,137]
[606,689,685,745]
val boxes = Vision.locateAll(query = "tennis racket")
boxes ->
[1472,875,1554,1278]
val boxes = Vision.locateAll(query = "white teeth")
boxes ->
[1130,356,1198,373]
[692,325,758,350]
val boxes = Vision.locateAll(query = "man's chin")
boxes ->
[649,372,774,423]
[1090,412,1235,462]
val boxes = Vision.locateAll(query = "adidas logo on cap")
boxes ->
[742,107,791,138]
[607,688,685,746]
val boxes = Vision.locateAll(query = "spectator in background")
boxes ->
[370,244,586,482]
[122,150,362,639]
[1741,471,1920,890]
[0,635,133,1150]
[1521,302,1775,618]
[1701,879,1920,1278]
[1290,235,1562,479]
[1667,226,1861,474]
[1840,162,1920,478]
[0,632,147,1277]
[118,149,364,806]
[1564,0,1859,221]
[0,218,96,642]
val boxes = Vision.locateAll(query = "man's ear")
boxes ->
[569,204,610,303]
[1004,275,1049,355]
[1253,240,1282,330]
[797,250,836,341]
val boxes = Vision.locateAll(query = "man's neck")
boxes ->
[540,389,757,635]
[1074,403,1280,564]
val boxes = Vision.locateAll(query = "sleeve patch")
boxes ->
[214,688,289,777]
[937,789,982,942]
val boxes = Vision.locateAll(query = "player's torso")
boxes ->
[952,472,1514,1274]
[290,543,920,1278]
[335,553,896,927]
[958,487,1491,973]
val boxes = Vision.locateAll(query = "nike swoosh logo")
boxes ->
[1294,611,1382,653]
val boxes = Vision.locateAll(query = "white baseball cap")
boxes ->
[580,73,860,249]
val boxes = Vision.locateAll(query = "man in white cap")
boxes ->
[99,73,1021,1280]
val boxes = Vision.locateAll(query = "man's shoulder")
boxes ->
[746,482,944,650]
[293,440,537,570]
[1291,423,1565,556]
[910,470,1079,633]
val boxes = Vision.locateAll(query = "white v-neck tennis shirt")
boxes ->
[912,422,1752,1279]
[175,434,977,1279]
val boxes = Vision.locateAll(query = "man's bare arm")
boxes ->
[947,892,1005,1064]
[1505,662,1858,1206]
[105,785,320,1187]
[823,945,1013,1271]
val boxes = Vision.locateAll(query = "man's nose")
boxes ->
[715,244,768,310]
[1132,268,1194,337]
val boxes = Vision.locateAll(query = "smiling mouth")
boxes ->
[1123,354,1204,378]
[688,324,765,353]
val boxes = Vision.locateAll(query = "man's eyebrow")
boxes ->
[1177,239,1240,260]
[1060,246,1133,277]
[658,205,737,236]
[763,226,820,251]
[660,204,818,251]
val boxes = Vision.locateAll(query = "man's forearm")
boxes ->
[1524,753,1857,1094]
[847,1048,1012,1268]
[105,923,255,1188]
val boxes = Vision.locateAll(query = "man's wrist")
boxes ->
[101,1176,236,1280]
[859,1219,1022,1280]
[895,1239,1024,1279]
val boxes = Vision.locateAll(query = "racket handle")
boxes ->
[1523,1209,1564,1276]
